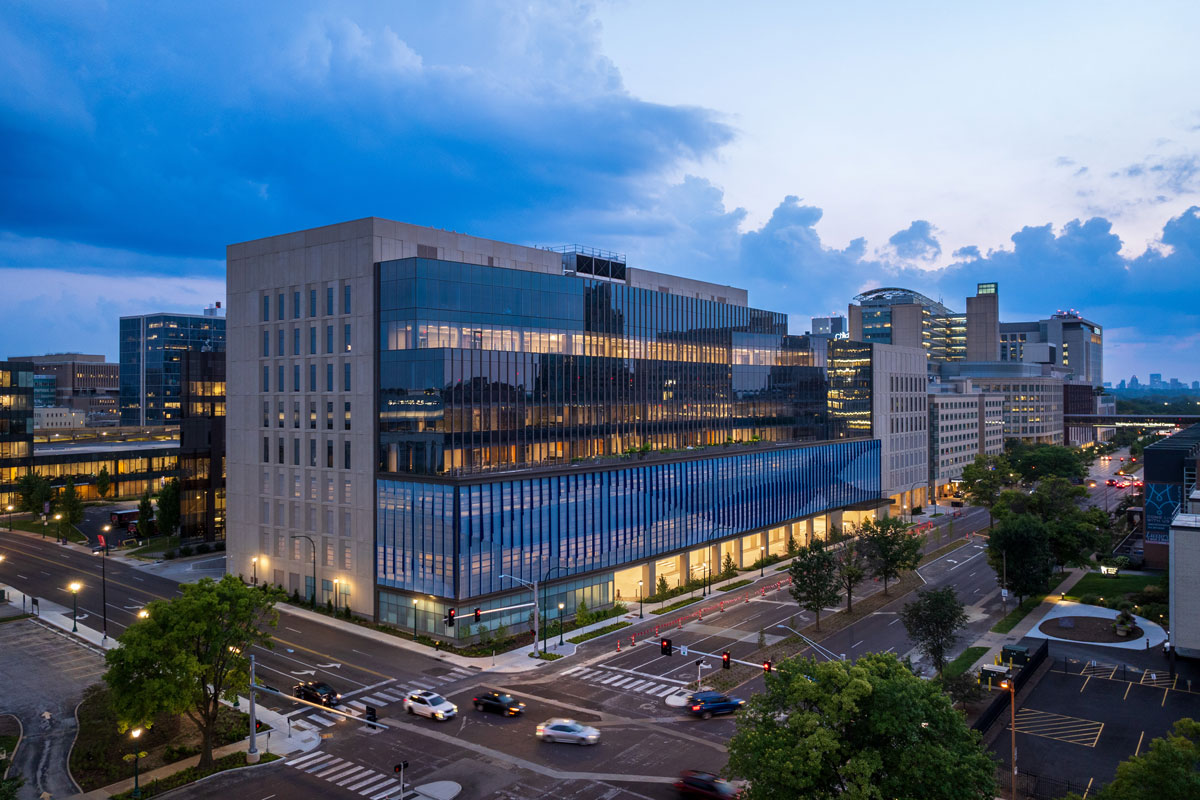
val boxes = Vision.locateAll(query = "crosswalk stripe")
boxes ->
[303,757,344,773]
[623,680,648,690]
[319,763,363,780]
[355,777,395,795]
[348,700,367,710]
[576,668,598,679]
[641,683,666,694]
[599,673,625,684]
[359,695,385,706]
[374,690,403,702]
[450,667,472,675]
[346,772,387,791]
[656,686,678,697]
[366,778,401,798]
[409,679,435,689]
[308,713,338,727]
[290,719,316,731]
[330,765,368,783]
[561,665,585,676]
[286,751,329,767]
[610,677,635,687]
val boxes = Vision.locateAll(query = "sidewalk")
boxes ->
[960,566,1093,673]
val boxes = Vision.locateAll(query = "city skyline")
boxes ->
[4,2,1200,381]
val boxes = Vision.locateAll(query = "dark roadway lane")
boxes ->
[0,527,458,706]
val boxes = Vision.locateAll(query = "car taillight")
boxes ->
[692,705,702,711]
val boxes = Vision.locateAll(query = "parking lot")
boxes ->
[990,657,1200,791]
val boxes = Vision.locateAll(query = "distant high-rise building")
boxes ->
[1192,381,1199,391]
[965,283,1000,361]
[6,352,119,418]
[999,310,1103,387]
[1150,373,1163,389]
[1130,375,1141,388]
[810,315,847,337]
[119,307,226,426]
[33,374,56,407]
[1117,379,1127,390]
[0,361,34,506]
[847,287,967,362]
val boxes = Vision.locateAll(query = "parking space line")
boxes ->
[1134,730,1144,756]
[1123,683,1131,701]
[1011,708,1103,747]
[1080,676,1090,693]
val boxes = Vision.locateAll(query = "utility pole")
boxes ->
[248,654,260,763]
[1002,551,1008,612]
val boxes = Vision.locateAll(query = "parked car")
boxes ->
[473,690,526,716]
[403,690,458,721]
[293,681,341,707]
[686,691,746,720]
[535,718,600,745]
[675,770,742,797]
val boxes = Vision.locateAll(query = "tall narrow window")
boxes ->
[308,363,316,391]
[277,365,284,393]
[326,401,333,430]
[309,326,317,354]
[262,295,270,322]
[310,438,317,467]
[344,362,351,391]
[263,436,270,463]
[262,330,270,357]
[293,365,300,392]
[344,324,352,352]
[262,401,269,427]
[262,366,269,392]
[344,401,351,431]
[309,288,317,317]
[293,438,300,466]
[293,291,300,319]
[326,363,333,392]
[277,293,284,321]
[293,328,300,356]
[326,325,333,354]
[327,439,334,469]
[344,284,351,314]
[344,440,351,470]
[277,437,284,464]
[326,286,334,316]
[293,401,299,429]
[309,402,317,430]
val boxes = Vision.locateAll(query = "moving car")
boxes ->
[293,681,341,707]
[403,690,458,721]
[1105,479,1117,486]
[535,718,600,745]
[674,770,742,797]
[473,690,526,716]
[686,691,746,719]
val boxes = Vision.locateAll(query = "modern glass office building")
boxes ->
[120,310,226,426]
[227,219,885,635]
[0,362,34,505]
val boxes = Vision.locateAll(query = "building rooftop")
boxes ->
[34,439,179,457]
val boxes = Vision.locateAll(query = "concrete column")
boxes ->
[676,551,690,589]
[830,509,844,537]
[805,518,815,547]
[734,536,746,568]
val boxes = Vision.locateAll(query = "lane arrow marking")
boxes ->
[316,663,342,669]
[290,670,316,676]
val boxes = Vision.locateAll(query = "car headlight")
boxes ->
[435,712,444,718]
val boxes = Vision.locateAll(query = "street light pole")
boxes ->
[759,545,765,577]
[5,504,12,531]
[69,581,81,632]
[131,728,143,799]
[251,556,258,585]
[247,654,260,763]
[1001,679,1016,800]
[411,598,418,639]
[96,531,109,642]
[499,574,538,657]
[558,603,564,646]
[637,580,643,619]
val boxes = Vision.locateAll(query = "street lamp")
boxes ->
[411,598,418,639]
[703,561,709,596]
[130,728,144,799]
[54,513,63,544]
[4,504,12,531]
[558,602,565,646]
[251,556,258,585]
[759,545,765,577]
[637,580,643,619]
[333,579,340,611]
[68,581,81,632]
[95,534,109,642]
[499,574,539,657]
[1000,679,1017,800]
[290,535,317,605]
[137,608,149,620]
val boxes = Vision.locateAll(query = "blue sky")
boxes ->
[3,1,1200,382]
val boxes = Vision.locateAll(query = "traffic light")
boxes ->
[722,651,731,670]
[474,608,482,623]
[661,638,673,656]
[394,760,409,774]
[763,660,772,674]
[447,608,456,627]
[365,706,378,729]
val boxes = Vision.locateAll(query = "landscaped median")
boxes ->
[651,595,705,615]
[109,751,280,800]
[567,621,632,645]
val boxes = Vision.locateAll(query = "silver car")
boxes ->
[535,718,600,745]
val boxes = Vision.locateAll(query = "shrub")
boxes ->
[162,744,199,763]
[576,600,592,627]
[1135,584,1167,604]
[656,575,669,597]
[195,543,211,554]
[291,589,301,604]
[1078,593,1099,606]
[213,541,226,551]
[911,506,923,515]
[178,545,194,557]
[163,550,177,560]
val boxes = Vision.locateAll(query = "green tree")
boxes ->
[156,478,181,538]
[1067,718,1199,800]
[726,653,996,800]
[57,477,84,540]
[959,454,1014,528]
[656,575,669,598]
[15,471,54,515]
[787,538,840,631]
[721,552,737,578]
[95,465,112,499]
[994,477,1108,568]
[986,513,1053,603]
[835,540,867,612]
[103,575,281,769]
[937,671,985,710]
[136,492,154,540]
[860,516,924,595]
[900,588,969,675]
[1008,443,1087,483]
[0,775,24,800]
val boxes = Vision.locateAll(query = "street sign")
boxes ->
[1001,589,1008,599]
[680,645,688,656]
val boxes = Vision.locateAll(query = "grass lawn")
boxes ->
[990,572,1071,634]
[1067,572,1160,600]
[7,518,87,543]
[944,646,990,679]
[567,621,631,644]
[651,596,703,615]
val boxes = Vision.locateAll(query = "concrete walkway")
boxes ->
[1025,599,1167,650]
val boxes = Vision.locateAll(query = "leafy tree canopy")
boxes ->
[104,575,281,769]
[859,516,924,595]
[986,513,1053,602]
[788,538,840,631]
[1069,718,1199,800]
[900,587,968,675]
[726,653,997,800]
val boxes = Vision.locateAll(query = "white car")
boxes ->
[403,690,457,721]
[535,718,600,745]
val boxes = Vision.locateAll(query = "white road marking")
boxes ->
[367,779,401,798]
[656,686,679,697]
[624,680,649,691]
[301,756,341,772]
[346,773,386,791]
[286,751,329,767]
[332,766,368,784]
[307,713,338,727]
[312,759,351,777]
[373,690,404,703]
[599,673,625,685]
[359,695,385,705]
[348,700,367,710]
[888,618,901,626]
[321,764,364,780]
[285,627,303,633]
